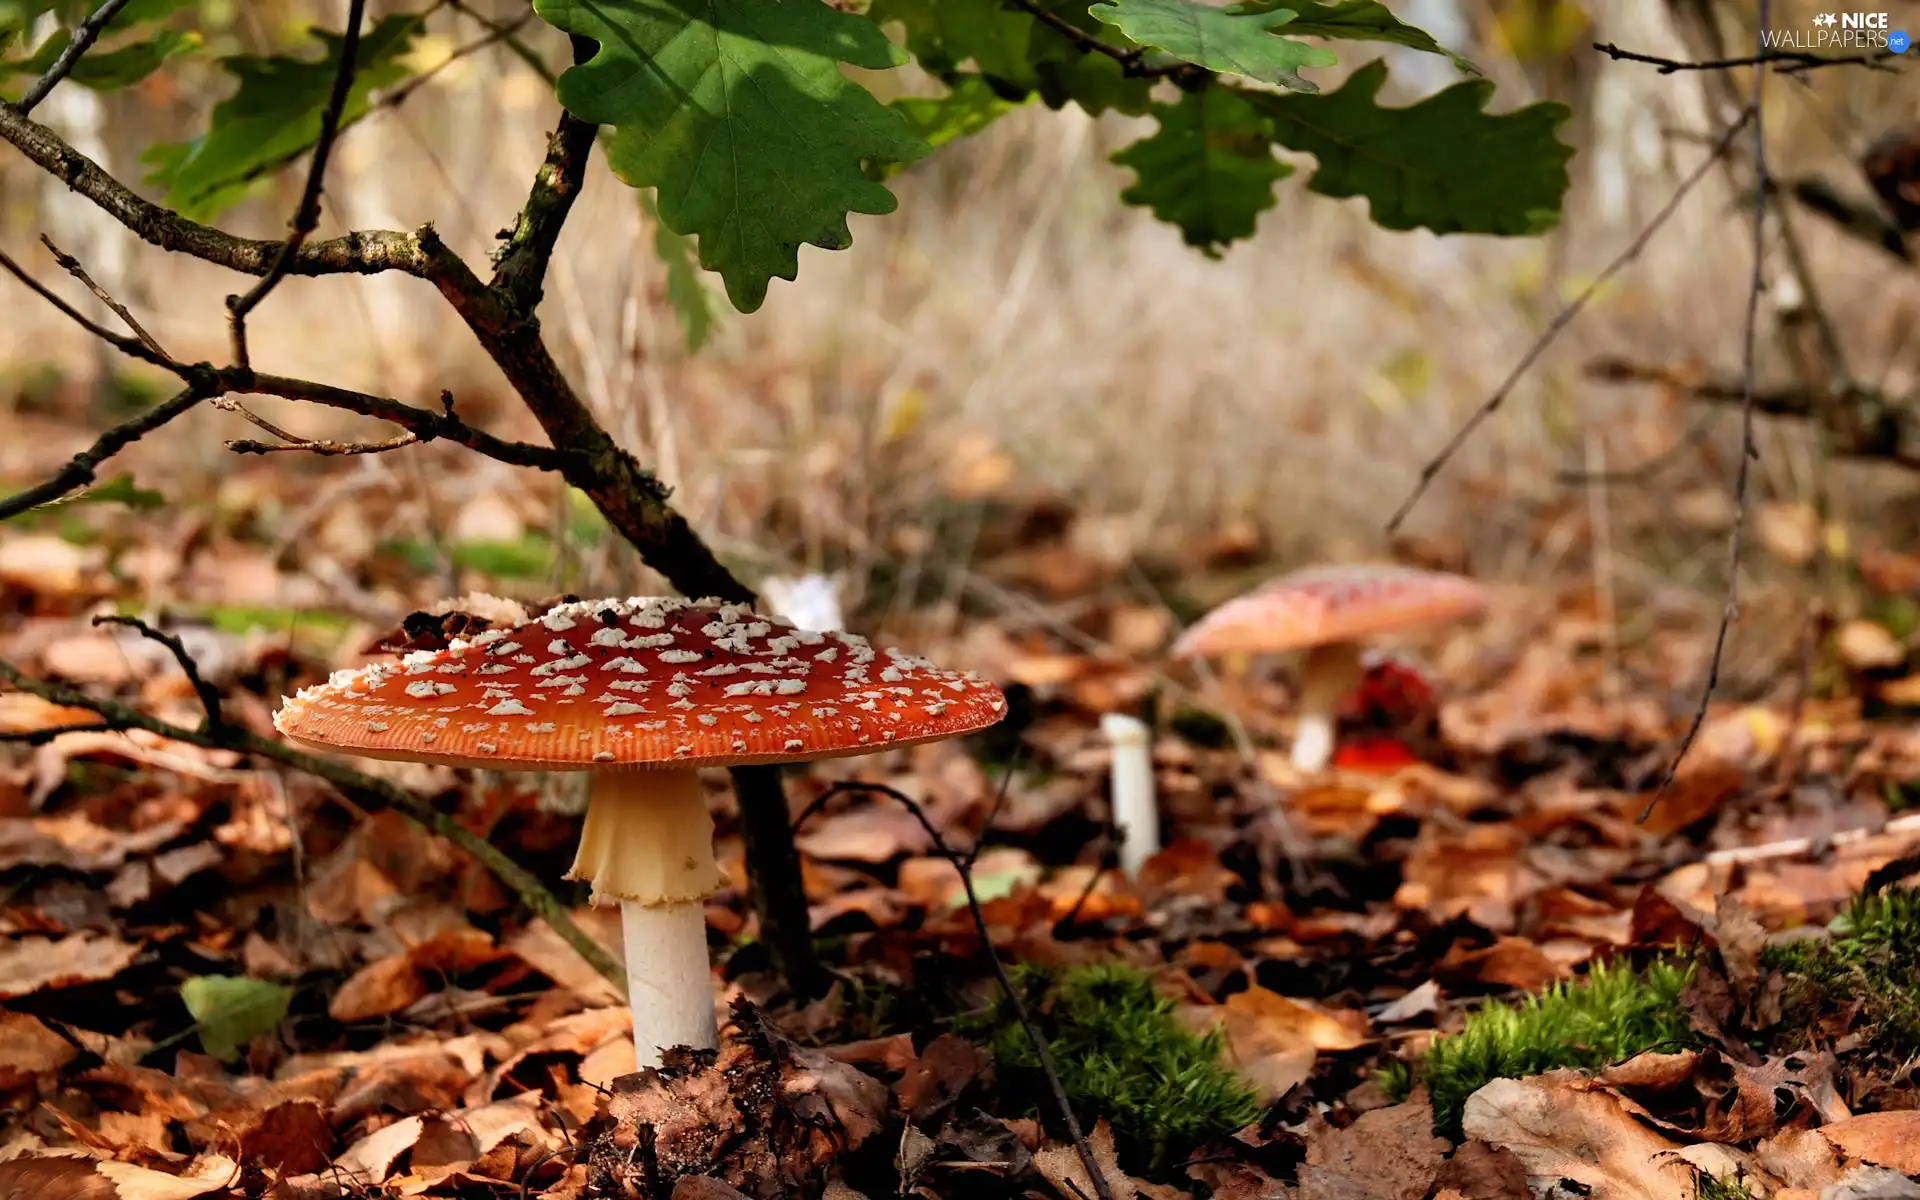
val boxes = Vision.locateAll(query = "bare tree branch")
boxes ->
[491,37,599,313]
[1386,106,1756,534]
[0,244,160,364]
[0,102,426,278]
[1640,1,1774,822]
[1591,39,1906,75]
[228,0,370,370]
[0,386,210,521]
[214,396,420,456]
[17,0,136,114]
[0,657,626,993]
[41,234,169,359]
[91,614,223,732]
[1585,358,1920,469]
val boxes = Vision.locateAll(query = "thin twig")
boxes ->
[1581,358,1920,470]
[228,432,421,457]
[91,614,223,732]
[228,0,368,369]
[17,0,136,113]
[440,0,553,87]
[0,657,627,992]
[1054,834,1118,931]
[1386,106,1757,534]
[0,246,159,364]
[1638,6,1772,824]
[799,778,1115,1200]
[1001,0,1196,81]
[1555,408,1721,486]
[0,722,112,744]
[212,396,421,457]
[40,235,168,360]
[1591,40,1904,75]
[0,386,209,521]
[0,102,425,278]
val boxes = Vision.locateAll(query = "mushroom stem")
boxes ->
[567,768,724,1064]
[1291,641,1365,773]
[620,897,719,1067]
[1100,713,1158,878]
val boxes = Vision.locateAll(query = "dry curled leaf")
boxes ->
[1297,1104,1448,1200]
[1462,1074,1694,1200]
[0,932,141,999]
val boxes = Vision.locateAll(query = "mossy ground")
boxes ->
[1414,959,1697,1139]
[963,962,1261,1172]
[1762,886,1920,1061]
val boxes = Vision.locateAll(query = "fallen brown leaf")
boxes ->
[0,932,140,999]
[1820,1111,1920,1175]
[329,953,429,1023]
[1462,1073,1695,1200]
[1436,1139,1531,1200]
[1297,1104,1448,1200]
[0,1012,75,1090]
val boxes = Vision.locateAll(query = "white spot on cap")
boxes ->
[487,698,536,716]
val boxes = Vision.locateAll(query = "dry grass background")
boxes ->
[3,0,1919,697]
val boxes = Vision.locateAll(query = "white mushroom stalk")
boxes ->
[1099,713,1158,878]
[571,768,723,1064]
[1290,641,1366,773]
[273,596,1007,1073]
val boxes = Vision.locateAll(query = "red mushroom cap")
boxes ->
[1171,564,1487,659]
[275,597,1007,770]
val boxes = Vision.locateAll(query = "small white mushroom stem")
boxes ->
[566,768,724,1066]
[620,897,719,1068]
[1290,641,1366,773]
[1099,713,1158,878]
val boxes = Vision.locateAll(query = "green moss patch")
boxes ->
[965,963,1260,1171]
[1763,886,1920,1061]
[1424,959,1697,1139]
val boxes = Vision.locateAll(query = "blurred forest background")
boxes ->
[3,0,1918,700]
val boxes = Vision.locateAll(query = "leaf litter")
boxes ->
[4,475,1920,1199]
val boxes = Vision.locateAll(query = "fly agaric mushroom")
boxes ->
[274,596,1006,1066]
[1171,565,1485,773]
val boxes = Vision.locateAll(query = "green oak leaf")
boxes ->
[181,975,294,1062]
[1089,0,1336,91]
[1232,0,1478,72]
[1,0,196,82]
[1111,86,1291,255]
[1025,0,1151,115]
[533,0,929,314]
[892,75,1025,155]
[1252,60,1573,235]
[870,0,1034,84]
[6,26,195,89]
[141,14,420,222]
[640,190,719,354]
